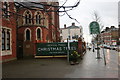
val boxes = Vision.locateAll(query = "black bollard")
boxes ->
[93,49,94,52]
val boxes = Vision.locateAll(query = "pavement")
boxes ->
[2,48,119,79]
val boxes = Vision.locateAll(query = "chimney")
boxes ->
[72,23,75,26]
[111,26,115,28]
[64,24,66,28]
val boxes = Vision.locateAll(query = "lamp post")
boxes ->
[68,28,70,40]
[118,24,120,45]
[67,28,70,62]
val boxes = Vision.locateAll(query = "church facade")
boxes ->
[1,2,60,62]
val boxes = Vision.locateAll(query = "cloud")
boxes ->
[59,0,118,42]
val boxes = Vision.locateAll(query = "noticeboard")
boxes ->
[89,21,100,34]
[36,42,78,56]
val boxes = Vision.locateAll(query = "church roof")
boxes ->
[19,2,44,9]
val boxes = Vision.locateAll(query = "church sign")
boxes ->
[36,42,78,56]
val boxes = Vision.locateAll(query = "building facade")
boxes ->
[118,1,120,45]
[1,1,60,62]
[60,23,83,42]
[17,2,60,58]
[1,1,17,62]
[99,26,119,45]
[118,1,120,24]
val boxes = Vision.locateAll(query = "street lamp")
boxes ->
[68,28,70,40]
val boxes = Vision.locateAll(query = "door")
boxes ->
[17,41,23,59]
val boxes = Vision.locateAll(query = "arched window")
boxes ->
[29,13,31,23]
[35,12,41,24]
[26,29,30,41]
[34,11,43,25]
[24,10,32,24]
[36,28,41,40]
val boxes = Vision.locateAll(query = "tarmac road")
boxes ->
[2,48,119,79]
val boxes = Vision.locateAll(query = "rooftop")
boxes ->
[65,23,80,29]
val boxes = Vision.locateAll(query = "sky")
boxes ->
[59,0,119,43]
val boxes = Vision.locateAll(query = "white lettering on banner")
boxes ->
[37,47,76,51]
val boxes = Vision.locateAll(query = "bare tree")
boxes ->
[93,11,101,22]
[92,11,104,31]
[91,11,102,43]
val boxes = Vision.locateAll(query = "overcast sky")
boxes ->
[59,0,119,43]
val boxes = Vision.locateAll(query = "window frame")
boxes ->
[34,11,43,25]
[2,29,6,50]
[24,28,31,41]
[1,27,12,56]
[6,30,10,50]
[36,27,42,41]
[23,10,32,25]
[26,29,30,41]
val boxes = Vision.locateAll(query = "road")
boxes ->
[2,48,119,79]
[65,48,118,78]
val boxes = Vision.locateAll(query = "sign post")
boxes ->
[102,43,106,65]
[67,38,70,62]
[89,21,101,59]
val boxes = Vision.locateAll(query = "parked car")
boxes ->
[115,46,120,52]
[110,45,117,50]
[86,46,91,50]
[100,44,111,49]
[64,40,78,42]
[104,45,111,49]
[98,44,104,48]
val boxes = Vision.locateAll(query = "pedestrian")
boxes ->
[93,44,95,52]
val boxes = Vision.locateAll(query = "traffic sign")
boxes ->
[89,21,100,34]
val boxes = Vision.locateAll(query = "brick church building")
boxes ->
[1,1,17,62]
[1,1,60,62]
[17,2,60,58]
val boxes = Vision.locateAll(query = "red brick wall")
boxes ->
[18,26,49,56]
[2,2,17,62]
[17,2,60,56]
